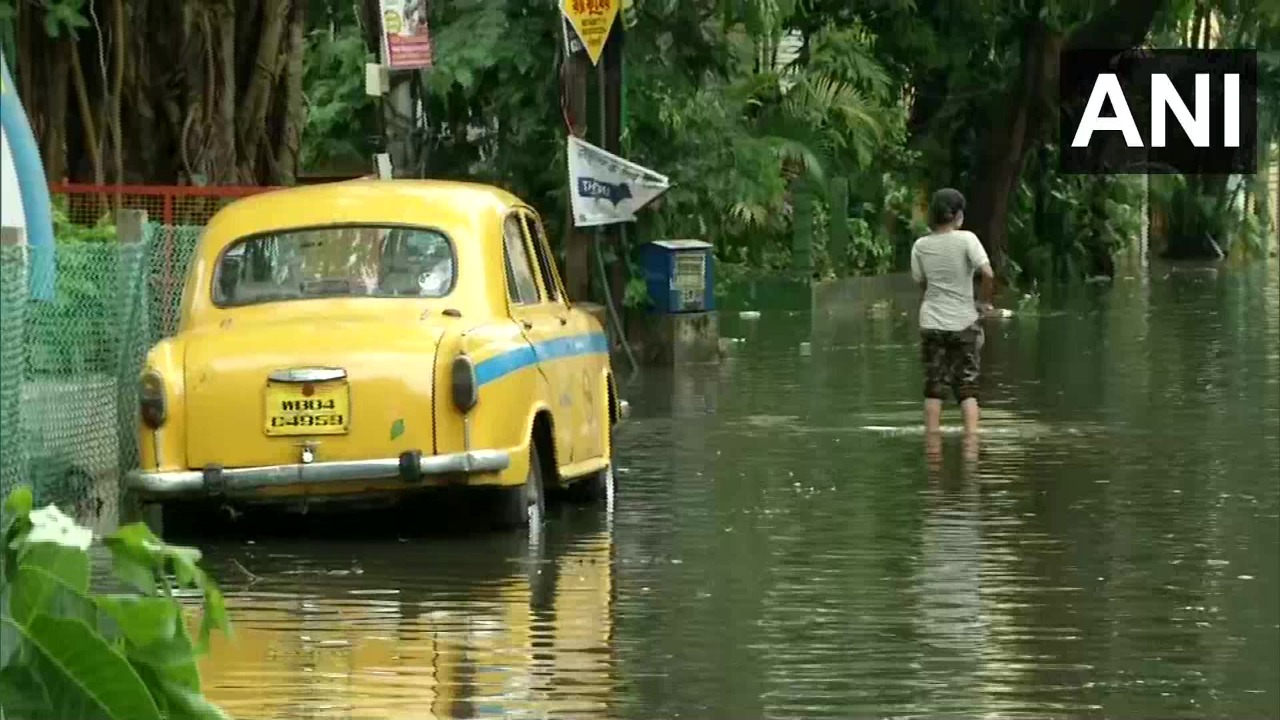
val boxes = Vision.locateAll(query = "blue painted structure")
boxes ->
[638,239,714,314]
[0,51,55,300]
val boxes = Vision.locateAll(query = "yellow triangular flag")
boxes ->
[560,0,618,66]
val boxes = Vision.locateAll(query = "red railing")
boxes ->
[49,183,285,228]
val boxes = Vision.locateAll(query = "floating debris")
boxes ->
[799,341,812,356]
[739,310,762,320]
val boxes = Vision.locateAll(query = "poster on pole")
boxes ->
[560,0,618,66]
[567,136,670,228]
[379,0,434,70]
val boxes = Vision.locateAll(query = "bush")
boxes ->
[0,485,232,720]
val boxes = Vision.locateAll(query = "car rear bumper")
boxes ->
[125,449,510,499]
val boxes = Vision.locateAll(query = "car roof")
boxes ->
[202,179,527,250]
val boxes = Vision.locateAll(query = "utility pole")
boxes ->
[383,73,420,178]
[361,0,429,179]
[600,21,627,313]
[563,25,593,301]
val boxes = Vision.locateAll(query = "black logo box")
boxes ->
[1059,49,1258,175]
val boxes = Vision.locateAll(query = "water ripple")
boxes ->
[186,263,1278,719]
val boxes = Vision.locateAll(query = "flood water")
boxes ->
[189,262,1279,719]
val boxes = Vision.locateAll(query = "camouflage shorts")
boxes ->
[920,323,983,403]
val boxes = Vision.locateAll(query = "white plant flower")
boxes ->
[26,504,94,551]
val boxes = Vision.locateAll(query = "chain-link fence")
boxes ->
[0,219,201,529]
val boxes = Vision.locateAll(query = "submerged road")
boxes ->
[183,262,1279,719]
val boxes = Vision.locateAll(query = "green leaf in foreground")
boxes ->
[17,541,90,594]
[7,614,164,720]
[2,485,33,532]
[96,595,180,648]
[2,485,232,720]
[9,565,95,628]
[153,677,235,720]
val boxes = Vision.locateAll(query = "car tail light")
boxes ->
[451,354,478,413]
[139,371,167,429]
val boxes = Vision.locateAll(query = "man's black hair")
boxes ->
[928,188,966,229]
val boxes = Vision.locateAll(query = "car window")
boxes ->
[212,225,454,306]
[522,212,562,303]
[502,215,541,305]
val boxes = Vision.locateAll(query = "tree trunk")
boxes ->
[966,22,1058,272]
[273,0,306,185]
[42,43,72,183]
[204,0,239,184]
[14,0,309,190]
[110,0,126,190]
[236,0,290,182]
[966,0,1165,272]
[68,42,104,186]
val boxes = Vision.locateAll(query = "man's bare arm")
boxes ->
[976,263,995,311]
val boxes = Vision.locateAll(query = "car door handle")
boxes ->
[557,316,567,326]
[521,320,533,330]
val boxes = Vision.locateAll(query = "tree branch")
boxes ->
[236,0,291,181]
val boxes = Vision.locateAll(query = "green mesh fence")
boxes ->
[0,221,202,526]
[148,223,201,339]
[1,242,29,499]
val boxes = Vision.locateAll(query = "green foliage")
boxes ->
[293,0,917,283]
[52,198,116,245]
[0,485,231,720]
[301,22,378,172]
[40,0,88,38]
[27,200,122,376]
[1005,154,1146,284]
[0,0,88,42]
[287,0,1262,286]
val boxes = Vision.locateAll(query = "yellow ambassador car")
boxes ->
[125,179,627,530]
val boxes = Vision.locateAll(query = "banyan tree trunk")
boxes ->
[12,0,308,189]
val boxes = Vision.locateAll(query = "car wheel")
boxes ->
[498,442,546,531]
[141,500,228,540]
[566,462,614,505]
[567,418,616,506]
[140,502,166,536]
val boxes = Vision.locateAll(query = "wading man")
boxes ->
[911,188,995,435]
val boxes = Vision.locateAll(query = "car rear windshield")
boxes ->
[212,225,455,307]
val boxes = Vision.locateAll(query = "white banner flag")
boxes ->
[567,136,670,228]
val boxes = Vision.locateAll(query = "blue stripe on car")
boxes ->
[475,332,609,386]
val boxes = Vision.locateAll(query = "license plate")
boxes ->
[263,382,350,436]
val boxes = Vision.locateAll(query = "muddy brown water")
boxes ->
[181,262,1278,719]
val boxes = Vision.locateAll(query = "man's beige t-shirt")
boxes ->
[910,230,990,332]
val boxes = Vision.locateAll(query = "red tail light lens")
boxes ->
[451,355,478,413]
[139,371,167,429]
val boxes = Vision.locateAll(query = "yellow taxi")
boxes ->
[125,179,627,530]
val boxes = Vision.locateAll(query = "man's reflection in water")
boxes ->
[917,432,985,714]
[925,431,981,476]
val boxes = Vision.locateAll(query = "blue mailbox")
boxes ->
[638,239,715,314]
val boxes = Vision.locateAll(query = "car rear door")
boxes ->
[501,213,575,464]
[520,210,605,464]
